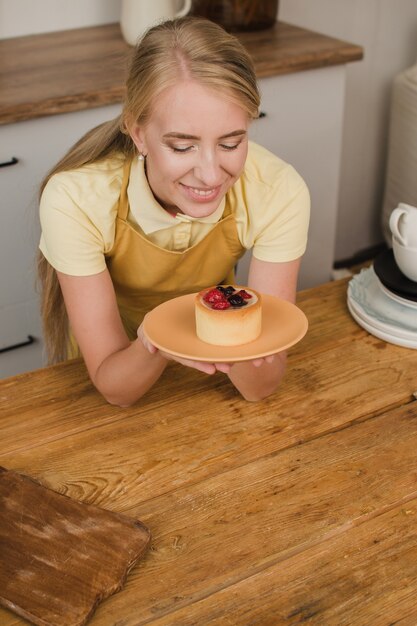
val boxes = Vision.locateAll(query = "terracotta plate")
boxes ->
[143,293,308,362]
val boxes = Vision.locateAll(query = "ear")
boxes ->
[126,119,147,155]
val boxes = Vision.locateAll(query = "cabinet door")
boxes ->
[245,69,346,290]
[0,104,122,377]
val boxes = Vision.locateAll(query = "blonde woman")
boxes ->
[38,17,310,406]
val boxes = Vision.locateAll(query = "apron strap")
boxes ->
[118,158,133,221]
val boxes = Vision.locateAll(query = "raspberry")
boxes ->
[203,288,226,304]
[237,289,252,300]
[211,300,231,309]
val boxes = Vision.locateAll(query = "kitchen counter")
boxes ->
[0,21,363,125]
[1,277,417,625]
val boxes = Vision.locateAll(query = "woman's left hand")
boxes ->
[249,355,275,367]
[224,256,301,401]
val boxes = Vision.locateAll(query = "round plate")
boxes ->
[373,248,417,301]
[347,299,417,349]
[347,291,417,340]
[142,293,308,362]
[378,279,417,310]
[347,267,417,334]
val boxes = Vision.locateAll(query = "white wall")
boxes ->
[0,0,121,38]
[2,0,417,262]
[279,0,417,261]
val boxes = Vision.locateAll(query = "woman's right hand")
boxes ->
[137,320,232,375]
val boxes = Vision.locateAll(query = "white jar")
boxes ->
[120,0,192,46]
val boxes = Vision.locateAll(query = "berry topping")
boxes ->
[211,300,231,310]
[216,285,235,297]
[202,285,254,309]
[237,289,252,300]
[228,294,247,307]
[203,288,227,304]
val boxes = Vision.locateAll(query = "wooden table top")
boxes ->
[0,21,363,125]
[1,277,416,625]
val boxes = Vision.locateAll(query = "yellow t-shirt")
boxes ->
[39,141,310,276]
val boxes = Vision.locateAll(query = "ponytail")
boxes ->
[38,115,135,363]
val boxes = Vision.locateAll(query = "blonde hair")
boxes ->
[38,16,260,363]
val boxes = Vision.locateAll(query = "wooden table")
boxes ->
[1,278,417,625]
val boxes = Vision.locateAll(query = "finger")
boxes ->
[214,362,232,374]
[137,324,157,353]
[141,335,158,354]
[265,355,275,364]
[252,358,265,367]
[182,360,217,375]
[162,353,217,375]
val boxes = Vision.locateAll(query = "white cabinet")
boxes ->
[0,104,122,378]
[239,66,347,290]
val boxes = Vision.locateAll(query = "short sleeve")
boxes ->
[251,165,310,262]
[39,161,122,276]
[233,143,310,263]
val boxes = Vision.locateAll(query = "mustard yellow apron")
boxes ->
[105,159,246,339]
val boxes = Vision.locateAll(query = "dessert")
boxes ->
[195,285,262,346]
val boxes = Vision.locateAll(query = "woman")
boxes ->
[38,17,310,406]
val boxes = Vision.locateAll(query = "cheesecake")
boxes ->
[195,285,262,346]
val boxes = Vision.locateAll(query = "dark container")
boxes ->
[191,0,279,32]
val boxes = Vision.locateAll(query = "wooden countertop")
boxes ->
[1,277,416,625]
[0,21,363,126]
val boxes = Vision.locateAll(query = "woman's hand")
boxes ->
[250,355,275,367]
[137,321,232,375]
[225,256,302,401]
[138,319,276,378]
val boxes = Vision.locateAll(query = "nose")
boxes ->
[194,149,223,187]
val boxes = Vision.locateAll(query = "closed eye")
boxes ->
[168,138,243,153]
[220,142,241,151]
[170,145,194,153]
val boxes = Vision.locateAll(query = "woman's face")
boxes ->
[130,80,250,218]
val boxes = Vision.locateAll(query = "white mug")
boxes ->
[120,0,192,46]
[389,202,417,248]
[392,237,417,282]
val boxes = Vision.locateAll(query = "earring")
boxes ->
[138,152,145,161]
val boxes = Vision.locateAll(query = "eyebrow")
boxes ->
[162,129,247,140]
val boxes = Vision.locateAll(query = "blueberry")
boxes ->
[228,294,247,307]
[217,285,235,297]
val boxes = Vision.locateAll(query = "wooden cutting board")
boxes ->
[0,466,151,626]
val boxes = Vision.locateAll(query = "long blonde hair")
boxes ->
[38,16,260,363]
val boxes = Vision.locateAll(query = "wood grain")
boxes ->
[137,498,417,626]
[72,403,417,624]
[0,22,363,125]
[1,334,416,508]
[0,277,416,625]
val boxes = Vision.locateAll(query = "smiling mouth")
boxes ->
[190,187,216,197]
[181,183,222,202]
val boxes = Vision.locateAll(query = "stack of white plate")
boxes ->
[347,265,417,349]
